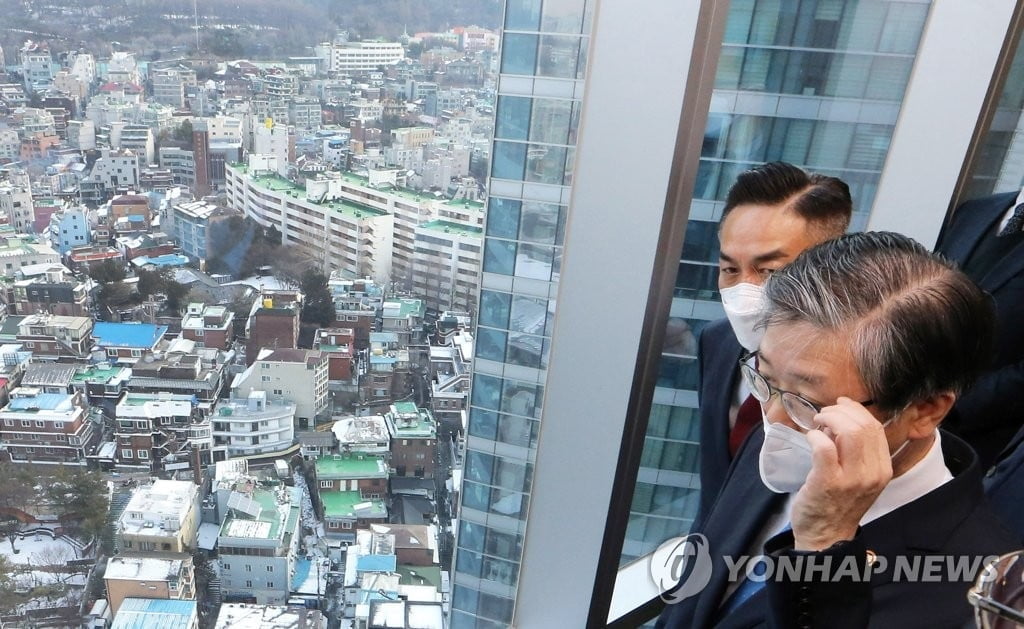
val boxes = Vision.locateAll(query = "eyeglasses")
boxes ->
[969,551,1024,628]
[739,351,874,431]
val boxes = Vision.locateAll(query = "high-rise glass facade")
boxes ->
[621,0,934,564]
[451,0,593,626]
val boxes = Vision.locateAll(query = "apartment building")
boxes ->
[0,387,95,464]
[232,348,328,429]
[117,480,200,553]
[104,555,196,614]
[211,391,296,458]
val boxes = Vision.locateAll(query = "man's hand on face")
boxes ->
[790,397,893,551]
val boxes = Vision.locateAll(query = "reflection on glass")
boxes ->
[526,144,568,184]
[492,141,527,180]
[530,99,573,144]
[501,33,539,76]
[516,243,554,280]
[505,0,541,31]
[483,238,517,275]
[537,35,581,78]
[496,96,532,140]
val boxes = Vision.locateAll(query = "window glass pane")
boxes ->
[501,33,539,75]
[488,487,528,518]
[495,96,532,140]
[478,592,515,624]
[471,374,501,411]
[505,0,541,31]
[496,414,535,448]
[468,408,498,440]
[516,243,554,280]
[540,0,586,34]
[501,380,543,418]
[483,238,516,275]
[476,328,508,362]
[455,547,483,578]
[479,290,511,329]
[507,332,544,368]
[526,144,568,184]
[509,295,547,334]
[492,141,527,180]
[530,99,573,144]
[465,450,494,485]
[481,556,521,587]
[537,35,581,78]
[519,201,561,244]
[486,197,521,239]
[457,521,486,554]
[494,459,533,493]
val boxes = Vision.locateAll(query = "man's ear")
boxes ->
[904,391,956,438]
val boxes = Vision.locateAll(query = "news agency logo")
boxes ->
[650,533,713,604]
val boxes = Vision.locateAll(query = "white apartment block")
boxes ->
[225,161,394,284]
[151,66,197,108]
[159,147,196,189]
[211,391,296,457]
[69,52,96,84]
[327,41,405,74]
[91,149,140,190]
[413,220,482,315]
[231,348,328,430]
[0,130,20,162]
[66,120,96,151]
[0,183,34,231]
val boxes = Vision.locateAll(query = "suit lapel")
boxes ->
[978,243,1024,293]
[692,430,785,628]
[940,192,1015,265]
[706,325,743,460]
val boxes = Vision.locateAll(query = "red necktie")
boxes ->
[728,394,761,457]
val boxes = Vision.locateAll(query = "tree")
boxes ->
[89,259,126,284]
[97,281,133,312]
[300,269,335,327]
[136,267,164,297]
[172,119,194,150]
[165,278,189,311]
[43,466,109,545]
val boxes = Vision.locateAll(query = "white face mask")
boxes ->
[758,412,910,494]
[720,282,766,352]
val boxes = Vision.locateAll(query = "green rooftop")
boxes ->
[71,365,128,384]
[389,403,436,439]
[397,564,442,590]
[228,164,388,220]
[320,490,387,519]
[442,197,484,211]
[315,452,389,479]
[219,487,300,541]
[418,219,482,238]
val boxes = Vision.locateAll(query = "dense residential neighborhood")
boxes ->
[0,3,493,626]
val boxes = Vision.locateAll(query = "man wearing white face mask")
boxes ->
[695,162,852,522]
[658,232,1016,629]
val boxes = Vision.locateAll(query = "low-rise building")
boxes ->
[0,387,95,464]
[244,290,301,364]
[111,598,198,629]
[381,298,425,346]
[211,391,295,458]
[232,348,328,430]
[314,452,389,540]
[16,313,93,360]
[218,485,302,605]
[385,402,437,479]
[362,332,412,409]
[114,391,212,470]
[214,603,326,628]
[92,322,168,364]
[104,555,196,614]
[0,233,60,273]
[127,344,230,407]
[332,414,390,455]
[181,303,234,350]
[428,328,472,429]
[117,479,201,553]
[313,327,354,382]
[328,275,382,351]
[9,263,92,317]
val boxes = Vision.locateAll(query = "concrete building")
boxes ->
[0,234,60,274]
[16,313,93,360]
[213,603,325,629]
[159,147,196,190]
[314,453,389,541]
[66,120,96,151]
[19,40,53,92]
[111,598,198,629]
[429,329,471,429]
[325,41,405,74]
[104,555,196,614]
[92,322,168,364]
[217,485,302,605]
[117,480,201,553]
[331,414,391,455]
[0,182,34,232]
[363,332,412,410]
[181,303,234,350]
[385,402,437,479]
[128,345,230,407]
[151,66,197,108]
[10,262,91,317]
[91,149,141,192]
[48,206,92,255]
[232,348,329,430]
[244,291,301,364]
[112,124,155,166]
[328,275,382,350]
[171,200,223,265]
[413,219,481,315]
[113,391,212,471]
[380,298,425,346]
[313,327,355,382]
[0,388,95,465]
[211,391,296,458]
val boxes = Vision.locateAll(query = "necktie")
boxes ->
[718,524,793,617]
[728,395,761,457]
[998,203,1024,237]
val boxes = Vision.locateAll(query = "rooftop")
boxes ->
[219,486,300,543]
[332,415,390,446]
[418,219,482,238]
[105,556,184,582]
[93,322,168,348]
[235,165,389,220]
[382,298,425,319]
[320,490,387,519]
[5,390,76,412]
[132,253,190,268]
[214,603,324,629]
[111,598,197,629]
[388,404,436,439]
[315,452,389,479]
[71,364,130,385]
[119,480,197,536]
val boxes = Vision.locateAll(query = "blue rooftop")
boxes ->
[111,598,196,629]
[132,253,190,268]
[356,554,398,573]
[8,393,74,412]
[92,322,168,348]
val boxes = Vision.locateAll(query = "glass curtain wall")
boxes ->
[621,0,934,565]
[451,0,594,626]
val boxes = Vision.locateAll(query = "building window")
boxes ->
[328,521,339,529]
[106,348,118,357]
[222,563,230,570]
[35,421,44,428]
[131,349,142,357]
[122,450,133,458]
[54,422,64,430]
[261,376,271,382]
[320,480,331,489]
[267,581,274,588]
[20,420,30,427]
[245,580,252,588]
[342,521,353,529]
[266,566,273,572]
[245,565,252,572]
[137,450,149,459]
[3,419,12,426]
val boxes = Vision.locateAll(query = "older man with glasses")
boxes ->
[658,232,1017,629]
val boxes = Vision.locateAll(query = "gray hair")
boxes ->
[761,231,994,411]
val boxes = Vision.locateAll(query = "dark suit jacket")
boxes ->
[657,428,1016,629]
[935,191,1024,466]
[983,425,1024,543]
[695,318,745,525]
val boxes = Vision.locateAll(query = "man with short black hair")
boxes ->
[659,232,1016,629]
[696,162,852,520]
